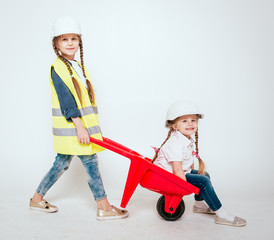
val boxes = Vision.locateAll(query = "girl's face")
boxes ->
[57,34,80,60]
[172,114,198,138]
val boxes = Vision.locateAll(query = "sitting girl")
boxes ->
[152,100,246,227]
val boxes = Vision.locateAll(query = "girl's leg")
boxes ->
[186,170,222,211]
[78,154,128,220]
[78,154,107,204]
[188,170,211,201]
[33,154,73,200]
[30,154,73,212]
[186,170,246,226]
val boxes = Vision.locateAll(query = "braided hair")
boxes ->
[151,128,173,163]
[195,129,205,175]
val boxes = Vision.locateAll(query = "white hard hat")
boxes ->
[166,100,204,122]
[52,16,81,37]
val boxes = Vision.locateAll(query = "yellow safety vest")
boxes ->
[49,58,104,155]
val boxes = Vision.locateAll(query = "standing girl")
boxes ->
[153,100,246,226]
[29,17,128,221]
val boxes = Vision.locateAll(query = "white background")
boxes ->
[0,0,273,209]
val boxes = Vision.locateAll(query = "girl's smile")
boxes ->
[172,114,198,138]
[56,34,80,60]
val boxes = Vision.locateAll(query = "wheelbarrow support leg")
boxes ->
[121,158,149,208]
[164,194,183,214]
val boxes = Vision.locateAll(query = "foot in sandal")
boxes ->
[193,201,215,214]
[215,215,246,227]
[96,205,128,220]
[29,198,58,213]
[215,207,246,227]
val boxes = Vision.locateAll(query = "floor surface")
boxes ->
[1,193,273,240]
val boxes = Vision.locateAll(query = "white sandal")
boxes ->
[215,216,246,227]
[193,205,215,214]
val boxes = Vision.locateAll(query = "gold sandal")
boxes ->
[29,198,58,213]
[96,205,128,220]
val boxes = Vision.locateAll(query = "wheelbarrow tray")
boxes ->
[90,137,199,214]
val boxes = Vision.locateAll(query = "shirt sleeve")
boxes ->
[51,67,81,122]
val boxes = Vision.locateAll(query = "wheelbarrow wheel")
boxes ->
[156,195,185,221]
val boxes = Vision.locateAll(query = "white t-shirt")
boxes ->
[153,131,196,174]
[69,60,87,88]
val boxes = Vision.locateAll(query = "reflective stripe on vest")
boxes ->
[53,125,101,136]
[52,106,99,117]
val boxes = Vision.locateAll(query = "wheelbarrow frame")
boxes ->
[90,137,199,218]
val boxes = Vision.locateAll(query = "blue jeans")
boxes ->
[186,170,222,211]
[36,154,107,201]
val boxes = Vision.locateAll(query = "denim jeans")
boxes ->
[186,170,222,211]
[36,154,107,201]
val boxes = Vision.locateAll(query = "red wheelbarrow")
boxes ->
[90,137,199,221]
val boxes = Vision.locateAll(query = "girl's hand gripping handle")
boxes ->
[72,117,90,145]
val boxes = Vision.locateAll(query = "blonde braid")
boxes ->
[195,129,205,175]
[79,38,95,104]
[152,128,173,163]
[52,38,83,105]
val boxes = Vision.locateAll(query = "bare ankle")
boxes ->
[97,198,112,211]
[32,193,43,203]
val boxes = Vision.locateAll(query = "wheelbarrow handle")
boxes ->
[90,137,145,160]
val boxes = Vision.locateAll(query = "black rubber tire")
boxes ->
[156,195,185,221]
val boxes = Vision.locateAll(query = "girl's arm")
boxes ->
[72,117,90,145]
[52,68,89,145]
[172,161,186,181]
[51,67,81,121]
